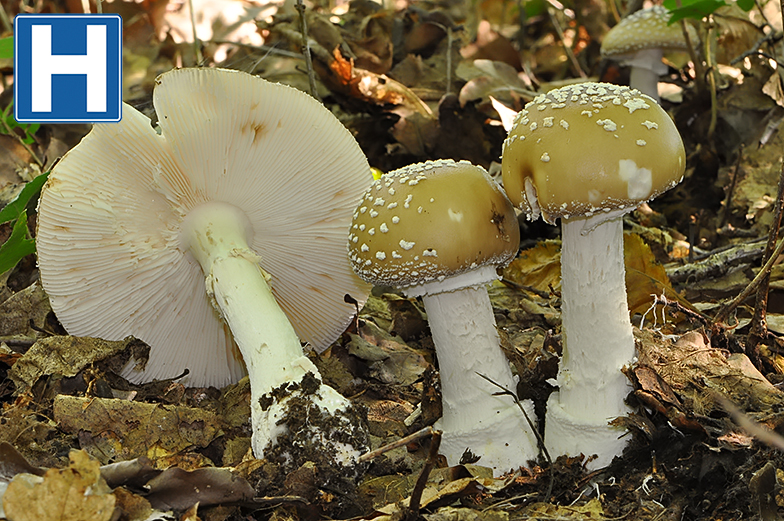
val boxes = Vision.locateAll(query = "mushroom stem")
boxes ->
[181,201,359,460]
[544,214,634,468]
[627,48,666,102]
[409,267,539,474]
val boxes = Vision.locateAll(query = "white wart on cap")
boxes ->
[348,159,519,291]
[501,82,685,224]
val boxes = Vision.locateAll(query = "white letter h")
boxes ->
[30,24,107,113]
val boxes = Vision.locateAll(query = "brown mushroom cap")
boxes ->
[348,160,520,288]
[601,6,697,59]
[501,83,685,223]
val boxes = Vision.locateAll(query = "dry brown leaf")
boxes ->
[9,336,145,394]
[521,498,605,519]
[53,395,222,464]
[624,233,685,317]
[502,240,561,294]
[3,450,116,521]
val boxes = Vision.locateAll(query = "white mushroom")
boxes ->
[501,83,686,468]
[36,68,373,467]
[348,159,539,475]
[601,6,698,103]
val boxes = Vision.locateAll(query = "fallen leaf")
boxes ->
[54,395,223,464]
[3,450,116,521]
[502,240,561,294]
[9,336,145,394]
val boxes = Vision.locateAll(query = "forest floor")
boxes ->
[3,0,784,519]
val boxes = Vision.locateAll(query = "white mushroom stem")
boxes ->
[544,214,634,469]
[625,48,667,103]
[407,266,538,475]
[180,201,355,459]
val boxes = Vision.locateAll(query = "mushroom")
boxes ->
[501,83,685,468]
[601,6,697,103]
[36,67,373,467]
[348,159,539,475]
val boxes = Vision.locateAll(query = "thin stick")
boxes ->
[0,2,11,33]
[358,426,436,462]
[547,7,586,78]
[713,234,784,325]
[295,0,320,101]
[746,160,784,366]
[187,0,203,65]
[408,429,442,514]
[705,18,719,139]
[0,108,43,168]
[719,145,744,229]
[446,27,453,95]
[476,373,554,501]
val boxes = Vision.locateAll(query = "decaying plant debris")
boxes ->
[5,0,784,518]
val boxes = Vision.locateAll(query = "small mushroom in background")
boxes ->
[501,83,686,469]
[601,6,697,103]
[348,159,539,475]
[36,68,373,469]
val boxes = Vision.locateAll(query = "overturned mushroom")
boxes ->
[36,68,373,467]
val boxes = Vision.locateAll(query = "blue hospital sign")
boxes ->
[14,14,122,123]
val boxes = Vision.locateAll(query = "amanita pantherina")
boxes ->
[601,6,697,103]
[501,83,685,468]
[36,68,373,467]
[348,159,539,475]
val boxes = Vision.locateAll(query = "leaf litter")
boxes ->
[4,0,784,519]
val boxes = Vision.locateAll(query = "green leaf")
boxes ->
[0,37,12,60]
[0,212,36,276]
[664,0,727,22]
[663,0,725,21]
[0,172,49,224]
[736,0,754,10]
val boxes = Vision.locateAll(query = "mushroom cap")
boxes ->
[501,82,685,224]
[36,67,373,388]
[601,6,697,59]
[348,159,520,288]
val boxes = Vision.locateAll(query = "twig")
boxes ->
[187,0,203,65]
[719,145,744,229]
[407,429,442,515]
[705,18,719,139]
[713,234,784,324]
[476,373,554,502]
[209,40,304,60]
[746,162,784,366]
[295,0,320,101]
[673,0,705,93]
[500,277,552,299]
[0,2,12,33]
[358,426,436,462]
[718,394,784,451]
[665,238,767,284]
[680,21,704,94]
[547,7,586,78]
[730,31,783,66]
[0,110,43,168]
[446,26,453,95]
